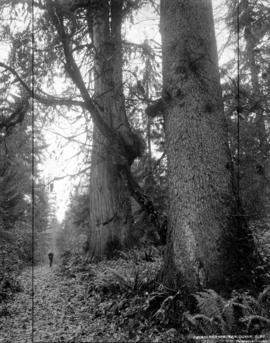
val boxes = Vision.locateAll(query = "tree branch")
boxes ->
[0,62,86,108]
[45,1,168,241]
[46,166,91,185]
[0,95,30,133]
[120,165,167,244]
[44,128,91,147]
[46,1,129,163]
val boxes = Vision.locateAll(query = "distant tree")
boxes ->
[65,188,90,235]
[225,0,270,223]
[0,108,32,230]
[0,102,49,265]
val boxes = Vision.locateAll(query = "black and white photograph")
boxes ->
[0,0,269,342]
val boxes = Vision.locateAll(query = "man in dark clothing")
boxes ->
[48,252,54,267]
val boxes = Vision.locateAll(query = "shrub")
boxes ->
[184,287,270,335]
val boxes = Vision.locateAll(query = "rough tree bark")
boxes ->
[87,0,138,259]
[160,0,259,293]
[38,0,168,259]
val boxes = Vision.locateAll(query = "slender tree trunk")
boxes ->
[244,1,269,223]
[160,0,258,292]
[87,0,132,259]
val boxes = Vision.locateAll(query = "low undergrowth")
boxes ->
[184,288,270,336]
[57,246,188,342]
[0,234,24,309]
[57,246,270,341]
[1,243,269,342]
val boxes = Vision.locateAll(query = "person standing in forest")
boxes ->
[48,251,54,267]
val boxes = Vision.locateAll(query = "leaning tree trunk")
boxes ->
[160,0,259,292]
[87,0,133,259]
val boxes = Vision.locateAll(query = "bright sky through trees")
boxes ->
[41,3,161,222]
[0,0,232,222]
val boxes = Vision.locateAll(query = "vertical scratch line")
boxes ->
[31,0,35,342]
[237,0,240,212]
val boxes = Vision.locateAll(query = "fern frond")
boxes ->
[222,299,236,329]
[242,315,270,324]
[184,311,198,327]
[241,295,259,316]
[241,315,270,332]
[192,314,216,335]
[195,289,225,318]
[258,285,270,306]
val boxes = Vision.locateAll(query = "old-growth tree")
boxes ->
[20,0,147,260]
[45,0,168,259]
[160,0,259,292]
[87,1,138,259]
[1,0,167,259]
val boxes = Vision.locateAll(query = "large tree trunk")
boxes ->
[87,0,132,259]
[46,0,158,259]
[160,0,258,292]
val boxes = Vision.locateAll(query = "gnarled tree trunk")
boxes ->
[87,0,134,259]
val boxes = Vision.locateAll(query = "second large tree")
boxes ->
[87,0,138,259]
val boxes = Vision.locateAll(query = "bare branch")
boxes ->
[0,62,86,108]
[46,166,91,185]
[44,128,91,147]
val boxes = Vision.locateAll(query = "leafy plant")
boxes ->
[94,264,155,293]
[143,284,188,331]
[184,289,236,335]
[184,287,270,335]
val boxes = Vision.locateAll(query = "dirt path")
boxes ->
[0,265,116,343]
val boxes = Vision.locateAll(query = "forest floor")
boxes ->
[0,251,182,343]
[0,265,100,342]
[3,247,269,343]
